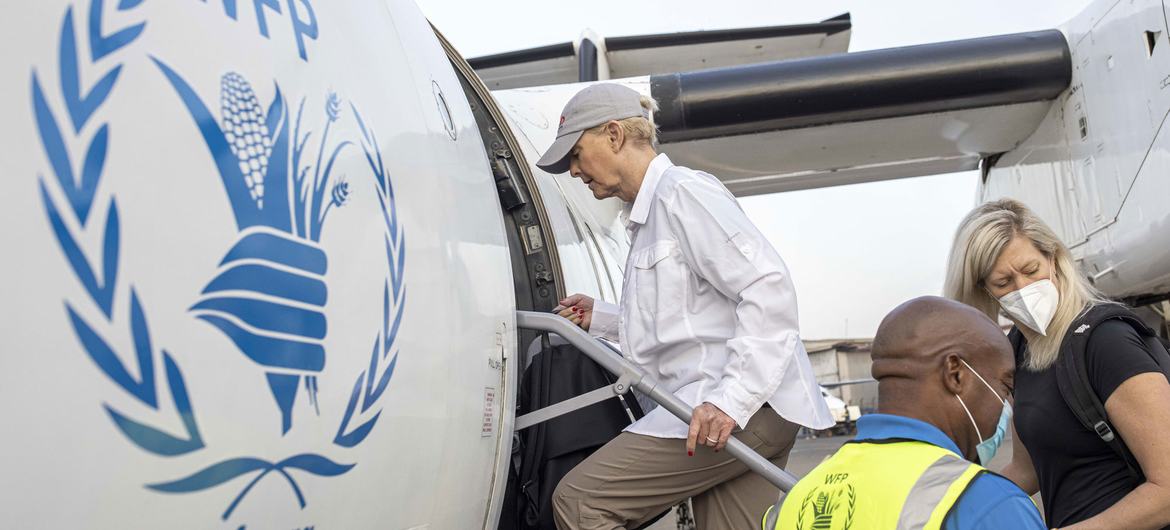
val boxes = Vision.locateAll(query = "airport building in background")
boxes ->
[804,339,877,414]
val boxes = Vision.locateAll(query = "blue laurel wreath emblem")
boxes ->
[32,0,406,522]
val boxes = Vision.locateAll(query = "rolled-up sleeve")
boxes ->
[589,298,621,342]
[664,181,800,428]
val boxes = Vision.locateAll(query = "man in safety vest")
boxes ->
[763,296,1046,530]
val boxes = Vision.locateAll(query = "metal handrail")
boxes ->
[515,311,799,491]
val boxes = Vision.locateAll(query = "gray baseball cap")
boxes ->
[536,84,647,174]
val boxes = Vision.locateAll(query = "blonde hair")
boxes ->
[944,198,1111,370]
[587,95,660,148]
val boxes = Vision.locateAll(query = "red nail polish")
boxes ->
[688,451,694,457]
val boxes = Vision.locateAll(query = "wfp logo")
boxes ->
[31,0,405,522]
[157,60,346,434]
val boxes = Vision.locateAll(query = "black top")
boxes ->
[1014,320,1164,528]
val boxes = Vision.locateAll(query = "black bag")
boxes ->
[500,341,644,530]
[1009,304,1170,481]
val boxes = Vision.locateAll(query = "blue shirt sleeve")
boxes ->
[944,474,1047,530]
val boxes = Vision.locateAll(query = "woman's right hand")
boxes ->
[553,293,594,331]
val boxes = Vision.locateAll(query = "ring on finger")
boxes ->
[705,436,718,444]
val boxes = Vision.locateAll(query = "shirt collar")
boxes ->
[626,153,673,226]
[853,413,964,456]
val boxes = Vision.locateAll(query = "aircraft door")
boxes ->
[375,1,522,528]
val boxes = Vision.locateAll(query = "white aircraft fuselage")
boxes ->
[2,0,1166,528]
[3,0,520,527]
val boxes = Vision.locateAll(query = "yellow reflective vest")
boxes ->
[763,440,985,530]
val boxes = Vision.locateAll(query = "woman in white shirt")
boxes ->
[537,83,832,530]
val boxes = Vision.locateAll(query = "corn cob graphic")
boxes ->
[811,491,836,530]
[220,73,272,208]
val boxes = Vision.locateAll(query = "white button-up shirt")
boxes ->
[589,154,833,438]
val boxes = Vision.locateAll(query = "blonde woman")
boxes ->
[945,198,1170,530]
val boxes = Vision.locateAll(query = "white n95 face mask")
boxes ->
[996,279,1059,335]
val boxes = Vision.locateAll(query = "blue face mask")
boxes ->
[955,359,1013,466]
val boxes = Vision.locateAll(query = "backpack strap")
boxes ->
[1054,304,1155,481]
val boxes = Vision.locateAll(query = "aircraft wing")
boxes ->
[495,29,1072,197]
[469,15,851,90]
[819,379,877,389]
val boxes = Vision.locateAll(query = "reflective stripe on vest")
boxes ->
[897,453,976,529]
[761,502,780,530]
[766,441,985,530]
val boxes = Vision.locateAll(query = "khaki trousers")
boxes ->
[551,409,799,530]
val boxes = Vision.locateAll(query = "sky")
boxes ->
[416,0,1096,339]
